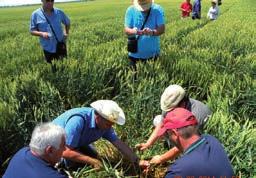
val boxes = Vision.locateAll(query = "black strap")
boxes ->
[65,113,86,142]
[41,8,60,42]
[137,8,151,40]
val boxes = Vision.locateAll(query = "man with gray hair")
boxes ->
[3,123,67,178]
[136,84,212,166]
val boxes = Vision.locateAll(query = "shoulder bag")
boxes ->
[127,8,151,53]
[41,8,67,57]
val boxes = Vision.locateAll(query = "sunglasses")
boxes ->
[45,0,54,2]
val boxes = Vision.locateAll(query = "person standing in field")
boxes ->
[191,0,201,19]
[3,123,68,178]
[157,108,234,177]
[30,0,70,64]
[136,84,212,166]
[124,0,165,70]
[180,0,192,18]
[207,0,220,20]
[52,100,145,170]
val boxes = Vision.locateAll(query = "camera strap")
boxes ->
[41,8,61,43]
[137,7,151,40]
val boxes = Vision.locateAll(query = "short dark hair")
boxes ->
[178,94,189,106]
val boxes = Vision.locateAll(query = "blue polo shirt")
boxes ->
[165,134,234,178]
[3,147,67,178]
[125,4,165,59]
[30,8,70,53]
[52,107,118,149]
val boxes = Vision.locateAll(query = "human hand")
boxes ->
[41,32,49,39]
[135,142,150,151]
[137,30,143,35]
[139,160,150,169]
[90,158,103,170]
[63,33,68,42]
[139,160,150,173]
[63,33,68,41]
[142,28,153,36]
[150,155,162,165]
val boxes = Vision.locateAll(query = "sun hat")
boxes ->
[157,108,198,137]
[160,85,186,112]
[133,0,154,11]
[90,100,125,125]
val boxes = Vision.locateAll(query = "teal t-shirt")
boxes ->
[125,4,165,59]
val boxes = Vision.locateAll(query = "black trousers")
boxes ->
[43,50,67,64]
[128,55,159,70]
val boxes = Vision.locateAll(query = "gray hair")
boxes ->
[29,122,65,156]
[177,125,199,139]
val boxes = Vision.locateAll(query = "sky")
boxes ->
[0,0,80,7]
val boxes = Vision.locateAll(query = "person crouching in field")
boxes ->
[136,84,212,167]
[30,0,70,65]
[180,0,192,18]
[207,0,220,20]
[157,108,234,177]
[52,100,146,171]
[3,123,68,178]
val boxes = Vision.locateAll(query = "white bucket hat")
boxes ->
[90,100,125,125]
[160,85,186,112]
[133,0,154,11]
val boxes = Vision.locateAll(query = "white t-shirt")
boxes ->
[207,6,219,20]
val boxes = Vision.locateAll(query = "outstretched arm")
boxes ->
[124,27,138,36]
[62,145,102,169]
[64,24,70,38]
[150,24,165,36]
[30,30,50,39]
[112,139,151,170]
[150,147,181,164]
[136,123,163,151]
[112,139,139,163]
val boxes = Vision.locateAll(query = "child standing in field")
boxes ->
[207,0,219,20]
[180,0,192,18]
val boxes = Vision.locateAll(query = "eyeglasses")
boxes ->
[46,0,54,2]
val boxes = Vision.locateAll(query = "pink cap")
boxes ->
[158,108,198,137]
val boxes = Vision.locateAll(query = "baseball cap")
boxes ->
[158,108,198,136]
[160,85,186,112]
